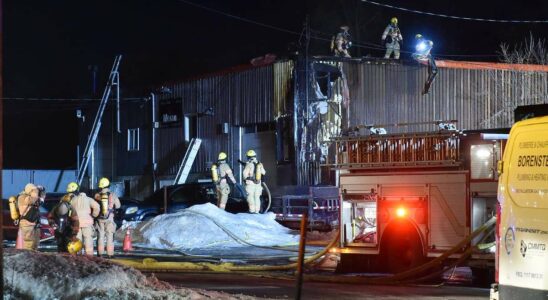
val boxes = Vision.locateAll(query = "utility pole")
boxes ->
[354,0,362,57]
[0,0,5,291]
[295,16,311,186]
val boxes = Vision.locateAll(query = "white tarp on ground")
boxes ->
[119,203,299,250]
[3,248,258,300]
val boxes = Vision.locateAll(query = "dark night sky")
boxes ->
[3,0,547,169]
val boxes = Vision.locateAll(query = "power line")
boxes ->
[176,0,303,36]
[177,0,501,59]
[2,97,146,102]
[361,0,548,23]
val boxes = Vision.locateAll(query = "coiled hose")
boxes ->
[113,216,495,284]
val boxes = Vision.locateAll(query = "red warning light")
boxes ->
[396,207,407,218]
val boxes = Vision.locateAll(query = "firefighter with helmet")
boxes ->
[212,152,237,210]
[15,183,44,250]
[242,150,266,213]
[65,181,100,256]
[413,34,437,95]
[331,25,352,58]
[382,17,403,59]
[48,193,80,253]
[94,177,121,258]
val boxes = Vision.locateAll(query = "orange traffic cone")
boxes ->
[15,228,24,249]
[123,227,133,252]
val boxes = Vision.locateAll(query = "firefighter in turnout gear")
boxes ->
[413,34,437,95]
[66,182,100,256]
[212,152,237,210]
[48,195,80,253]
[94,177,121,257]
[331,25,352,58]
[242,150,266,213]
[17,183,43,250]
[382,17,403,59]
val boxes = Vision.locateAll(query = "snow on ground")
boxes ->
[3,248,260,300]
[117,203,299,251]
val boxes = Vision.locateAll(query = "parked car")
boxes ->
[41,192,65,213]
[2,197,56,241]
[115,181,270,226]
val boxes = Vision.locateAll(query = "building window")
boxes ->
[127,128,140,151]
[470,143,501,180]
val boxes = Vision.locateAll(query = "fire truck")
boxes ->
[327,121,506,279]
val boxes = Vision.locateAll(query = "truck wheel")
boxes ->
[381,221,425,274]
[471,267,494,287]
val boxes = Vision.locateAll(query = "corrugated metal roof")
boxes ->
[341,60,548,133]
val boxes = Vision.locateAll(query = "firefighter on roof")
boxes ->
[382,17,403,59]
[94,177,121,258]
[413,34,437,95]
[66,182,100,256]
[212,152,237,210]
[242,150,266,213]
[331,25,352,58]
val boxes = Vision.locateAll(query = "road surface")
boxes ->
[154,272,490,299]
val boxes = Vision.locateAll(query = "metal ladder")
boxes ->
[173,138,202,185]
[77,55,122,186]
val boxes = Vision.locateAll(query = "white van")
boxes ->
[492,116,548,299]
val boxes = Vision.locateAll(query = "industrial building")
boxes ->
[79,56,548,199]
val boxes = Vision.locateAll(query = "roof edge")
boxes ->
[435,60,548,72]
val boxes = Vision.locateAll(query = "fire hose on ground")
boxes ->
[112,214,496,284]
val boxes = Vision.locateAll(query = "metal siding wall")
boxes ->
[343,61,548,132]
[274,61,294,118]
[156,127,184,176]
[155,61,293,175]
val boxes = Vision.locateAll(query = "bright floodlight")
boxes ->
[417,41,427,52]
[475,148,492,159]
[415,40,432,57]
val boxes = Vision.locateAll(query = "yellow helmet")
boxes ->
[67,238,83,254]
[98,177,110,189]
[24,183,37,195]
[246,149,256,158]
[66,182,79,193]
[415,34,423,40]
[218,152,227,160]
[391,17,398,25]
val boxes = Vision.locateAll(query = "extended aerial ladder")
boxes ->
[77,55,122,186]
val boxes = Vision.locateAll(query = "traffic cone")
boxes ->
[123,227,133,252]
[15,228,24,249]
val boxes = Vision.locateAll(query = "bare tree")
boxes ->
[499,33,548,65]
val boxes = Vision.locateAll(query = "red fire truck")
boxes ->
[327,122,505,280]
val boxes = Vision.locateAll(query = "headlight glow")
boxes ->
[40,217,49,226]
[125,206,138,214]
